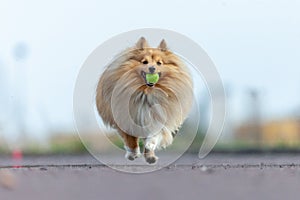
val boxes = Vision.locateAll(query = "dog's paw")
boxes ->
[144,147,158,164]
[145,155,158,164]
[125,152,141,161]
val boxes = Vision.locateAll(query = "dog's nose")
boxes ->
[149,66,156,73]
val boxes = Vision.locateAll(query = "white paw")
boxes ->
[125,152,141,161]
[145,155,158,164]
[124,147,141,161]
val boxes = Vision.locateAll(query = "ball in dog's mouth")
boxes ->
[141,71,160,87]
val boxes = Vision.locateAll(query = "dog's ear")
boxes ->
[158,39,167,51]
[136,37,149,50]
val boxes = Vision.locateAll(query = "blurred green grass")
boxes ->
[1,131,300,155]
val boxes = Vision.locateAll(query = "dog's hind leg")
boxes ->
[157,128,174,149]
[118,130,141,161]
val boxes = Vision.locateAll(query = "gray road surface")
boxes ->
[1,153,300,200]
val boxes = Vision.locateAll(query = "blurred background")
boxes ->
[0,0,300,155]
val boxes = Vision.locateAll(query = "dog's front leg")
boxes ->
[118,129,141,161]
[143,134,162,164]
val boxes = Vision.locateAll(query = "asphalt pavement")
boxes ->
[1,153,300,200]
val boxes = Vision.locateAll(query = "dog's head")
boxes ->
[123,37,188,89]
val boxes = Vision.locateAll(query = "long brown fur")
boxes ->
[96,37,193,164]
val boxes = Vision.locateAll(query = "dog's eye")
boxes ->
[157,61,162,66]
[142,60,148,64]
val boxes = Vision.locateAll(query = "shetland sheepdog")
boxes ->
[96,37,193,164]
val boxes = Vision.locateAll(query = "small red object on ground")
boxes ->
[12,149,23,168]
[12,149,23,160]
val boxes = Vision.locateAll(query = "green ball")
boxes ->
[146,73,160,84]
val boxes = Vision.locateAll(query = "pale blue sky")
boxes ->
[0,0,300,140]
